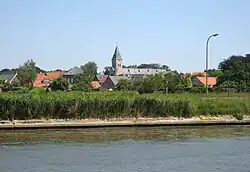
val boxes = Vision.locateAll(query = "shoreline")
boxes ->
[1,116,250,130]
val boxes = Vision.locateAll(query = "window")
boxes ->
[138,69,140,72]
[118,64,121,67]
[71,78,74,83]
[147,69,149,72]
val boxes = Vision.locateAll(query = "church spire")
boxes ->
[112,44,122,60]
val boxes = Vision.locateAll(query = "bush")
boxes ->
[50,78,69,91]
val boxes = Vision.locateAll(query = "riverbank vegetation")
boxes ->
[0,91,248,121]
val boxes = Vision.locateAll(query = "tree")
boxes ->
[71,81,92,92]
[217,54,250,91]
[164,72,185,93]
[103,66,114,75]
[117,79,131,91]
[161,65,171,71]
[81,61,98,78]
[18,59,37,86]
[137,63,161,69]
[184,75,192,90]
[71,61,98,92]
[206,69,223,77]
[50,78,69,91]
[126,65,137,68]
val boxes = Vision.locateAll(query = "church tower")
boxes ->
[111,45,123,75]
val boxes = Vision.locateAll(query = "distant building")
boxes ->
[102,76,129,89]
[111,46,166,77]
[192,76,217,87]
[93,74,109,86]
[62,67,83,84]
[0,72,22,86]
[33,71,63,87]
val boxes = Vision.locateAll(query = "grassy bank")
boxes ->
[0,91,249,120]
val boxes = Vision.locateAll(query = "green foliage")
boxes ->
[71,81,92,92]
[116,79,132,91]
[0,78,5,84]
[184,75,192,90]
[29,87,47,96]
[218,54,250,91]
[81,61,98,77]
[0,92,249,120]
[0,92,195,120]
[50,78,69,91]
[206,69,223,77]
[103,66,114,75]
[18,59,37,86]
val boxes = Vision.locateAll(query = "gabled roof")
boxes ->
[0,72,14,81]
[44,71,63,80]
[195,77,217,86]
[108,76,129,86]
[0,72,21,84]
[112,46,122,60]
[33,71,63,87]
[63,67,83,76]
[33,73,46,87]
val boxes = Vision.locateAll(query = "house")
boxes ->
[0,72,22,85]
[93,74,108,86]
[33,71,63,87]
[192,76,217,87]
[62,67,83,84]
[111,46,166,77]
[90,81,101,89]
[102,76,129,89]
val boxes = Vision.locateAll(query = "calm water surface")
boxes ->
[1,126,250,172]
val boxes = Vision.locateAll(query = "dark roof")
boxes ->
[108,76,129,86]
[0,72,14,81]
[63,67,83,76]
[112,46,122,60]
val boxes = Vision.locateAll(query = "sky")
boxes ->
[0,0,249,73]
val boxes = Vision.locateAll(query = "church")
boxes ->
[111,46,166,77]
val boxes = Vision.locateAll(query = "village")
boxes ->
[0,45,217,92]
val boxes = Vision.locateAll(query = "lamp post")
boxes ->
[206,33,219,96]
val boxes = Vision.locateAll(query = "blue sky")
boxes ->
[0,0,249,73]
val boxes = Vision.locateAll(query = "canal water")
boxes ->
[0,126,250,172]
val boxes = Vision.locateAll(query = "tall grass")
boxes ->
[0,91,249,120]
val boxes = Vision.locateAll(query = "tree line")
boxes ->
[1,53,250,93]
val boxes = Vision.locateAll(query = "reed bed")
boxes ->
[0,91,249,120]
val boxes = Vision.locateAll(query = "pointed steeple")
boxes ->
[112,45,122,60]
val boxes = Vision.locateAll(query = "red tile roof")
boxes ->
[44,71,62,80]
[90,81,101,89]
[99,75,108,82]
[33,73,46,87]
[33,71,63,87]
[196,77,217,86]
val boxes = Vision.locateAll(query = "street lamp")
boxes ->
[205,33,219,96]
